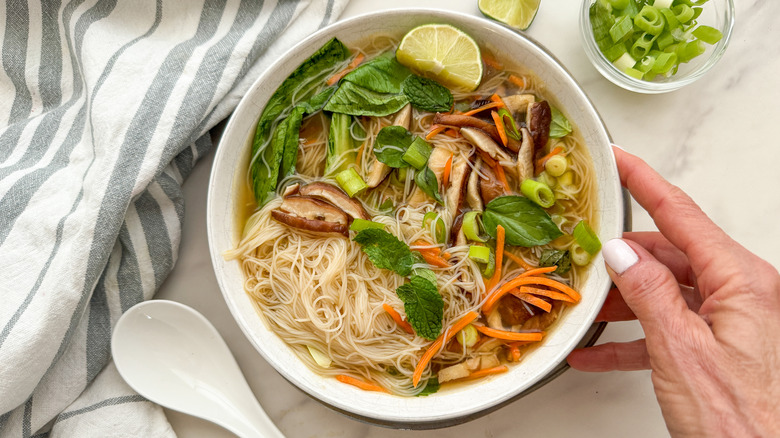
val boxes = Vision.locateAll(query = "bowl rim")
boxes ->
[207,7,625,428]
[578,0,735,93]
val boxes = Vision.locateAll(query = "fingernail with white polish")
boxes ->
[611,143,624,151]
[603,239,639,275]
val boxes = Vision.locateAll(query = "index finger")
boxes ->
[612,146,740,283]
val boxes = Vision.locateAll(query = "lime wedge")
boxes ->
[479,0,541,31]
[396,24,483,92]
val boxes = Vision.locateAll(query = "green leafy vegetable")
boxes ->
[412,266,438,287]
[278,106,306,183]
[482,196,563,247]
[374,126,414,168]
[539,249,572,275]
[416,377,440,396]
[549,106,572,138]
[250,38,351,205]
[401,75,453,112]
[415,166,443,205]
[342,53,411,93]
[324,81,410,116]
[326,112,357,175]
[396,275,444,340]
[352,228,416,277]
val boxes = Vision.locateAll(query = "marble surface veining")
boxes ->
[156,0,780,437]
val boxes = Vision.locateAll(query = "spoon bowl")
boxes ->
[111,300,284,438]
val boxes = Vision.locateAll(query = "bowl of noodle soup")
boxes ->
[208,8,624,429]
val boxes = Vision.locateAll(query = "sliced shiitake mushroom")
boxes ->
[272,195,350,236]
[503,94,535,116]
[466,157,483,211]
[270,210,349,236]
[460,127,513,164]
[444,156,471,222]
[527,101,552,153]
[298,182,369,220]
[516,127,534,182]
[478,164,505,205]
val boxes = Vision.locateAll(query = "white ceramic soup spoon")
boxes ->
[111,299,284,438]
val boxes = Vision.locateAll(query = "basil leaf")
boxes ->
[324,81,410,116]
[401,75,454,112]
[396,275,444,340]
[342,54,411,93]
[374,125,414,168]
[352,228,416,277]
[414,166,444,205]
[549,106,572,139]
[483,196,563,247]
[251,38,351,205]
[539,249,572,275]
[416,377,440,396]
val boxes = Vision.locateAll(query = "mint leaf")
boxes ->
[539,249,571,275]
[549,106,572,138]
[483,195,563,247]
[324,81,410,116]
[414,166,443,205]
[416,377,440,396]
[342,54,411,94]
[373,125,414,168]
[401,75,453,112]
[396,275,444,340]
[352,228,415,277]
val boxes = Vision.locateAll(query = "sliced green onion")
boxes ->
[635,55,656,73]
[456,324,479,348]
[497,108,521,140]
[691,6,703,21]
[480,247,496,278]
[570,243,592,266]
[521,179,555,208]
[462,211,487,243]
[691,25,722,44]
[468,245,491,264]
[544,154,568,177]
[537,170,558,189]
[603,41,628,61]
[349,218,385,232]
[573,220,602,255]
[652,0,673,9]
[672,4,694,23]
[557,170,574,187]
[631,32,658,60]
[607,0,628,9]
[423,211,447,244]
[676,39,705,63]
[609,15,634,43]
[655,30,675,50]
[651,51,677,74]
[633,6,664,35]
[402,137,432,170]
[659,8,680,31]
[612,52,637,72]
[335,168,367,197]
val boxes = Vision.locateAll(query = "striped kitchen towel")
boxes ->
[0,0,349,436]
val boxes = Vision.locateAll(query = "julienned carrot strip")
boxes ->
[491,161,511,194]
[426,125,446,140]
[355,141,366,167]
[475,325,544,342]
[517,285,576,303]
[489,93,506,108]
[413,311,479,387]
[418,250,450,268]
[442,153,454,187]
[462,101,502,117]
[536,146,565,170]
[478,151,497,168]
[382,303,414,334]
[486,225,505,292]
[482,266,557,312]
[336,375,389,393]
[327,53,365,86]
[504,251,534,271]
[482,52,503,70]
[508,344,521,362]
[508,74,526,89]
[463,365,509,381]
[490,111,508,147]
[483,273,580,313]
[512,292,553,312]
[444,128,460,138]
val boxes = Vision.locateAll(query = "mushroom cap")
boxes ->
[460,127,513,164]
[526,101,552,154]
[271,210,349,237]
[298,182,369,220]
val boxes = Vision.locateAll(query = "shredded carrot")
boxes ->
[413,312,480,387]
[491,161,511,194]
[426,125,446,140]
[475,325,544,342]
[418,250,450,268]
[512,292,553,312]
[355,141,366,167]
[489,93,506,108]
[491,111,508,147]
[504,251,534,271]
[478,151,497,168]
[327,53,365,86]
[508,344,521,362]
[442,153,454,187]
[336,375,389,393]
[462,101,503,117]
[444,128,460,138]
[486,225,506,293]
[482,52,503,70]
[442,251,451,260]
[463,365,509,381]
[482,271,580,313]
[516,285,576,303]
[508,74,526,89]
[535,146,565,173]
[382,303,414,334]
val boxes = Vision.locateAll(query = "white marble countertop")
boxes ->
[156,0,780,436]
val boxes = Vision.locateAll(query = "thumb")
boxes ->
[602,238,692,336]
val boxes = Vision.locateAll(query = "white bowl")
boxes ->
[207,8,625,429]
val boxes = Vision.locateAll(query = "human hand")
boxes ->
[567,146,780,437]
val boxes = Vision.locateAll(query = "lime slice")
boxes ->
[396,24,483,92]
[479,0,541,31]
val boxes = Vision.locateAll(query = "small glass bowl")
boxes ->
[579,0,735,93]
